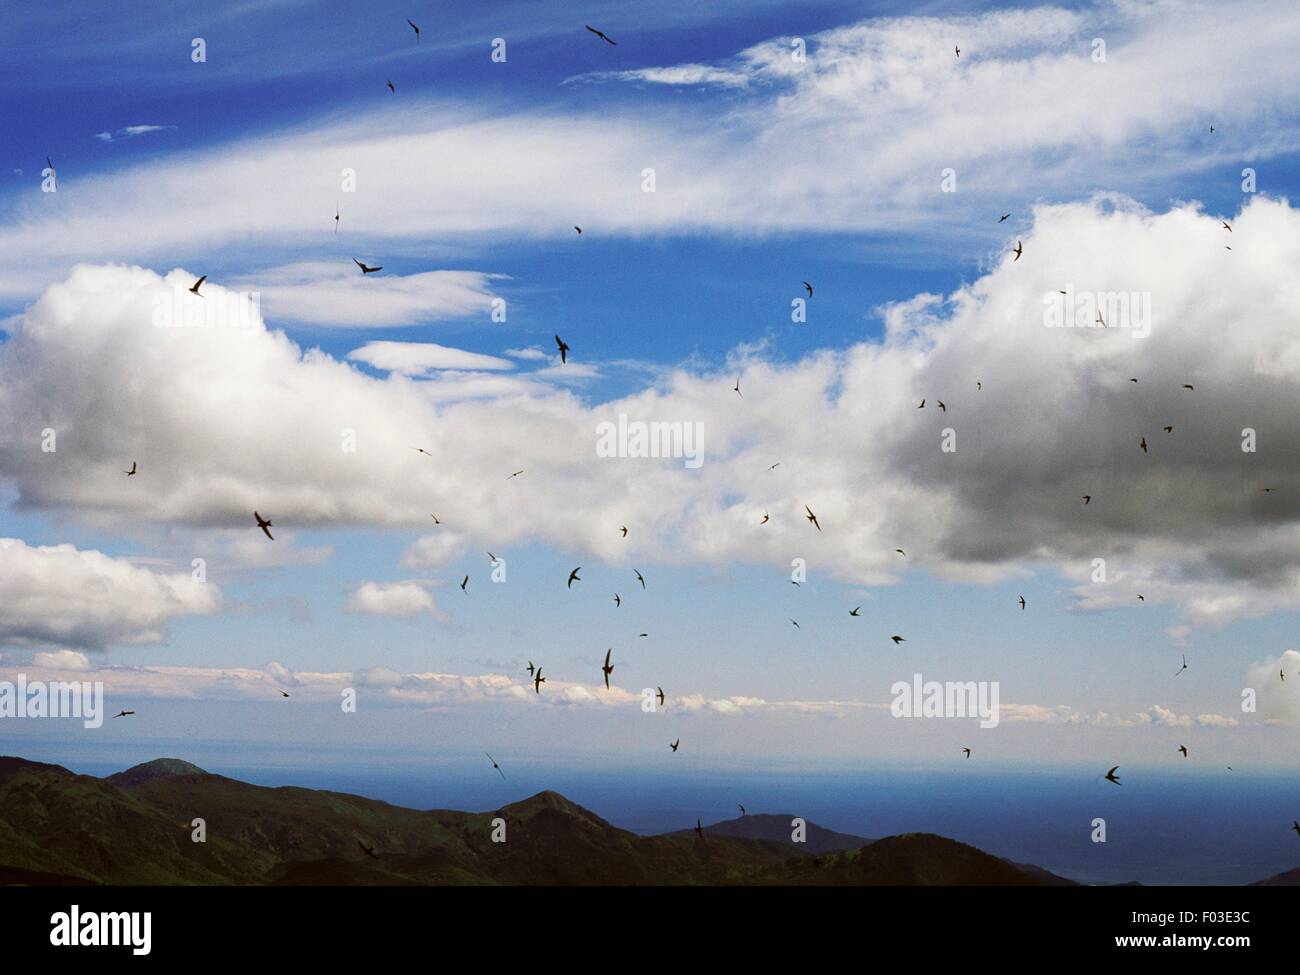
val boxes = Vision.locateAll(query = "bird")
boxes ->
[585,25,617,45]
[412,447,432,457]
[1012,241,1023,261]
[534,668,546,693]
[124,461,137,476]
[601,648,614,688]
[936,400,947,413]
[386,79,395,93]
[917,399,925,408]
[976,381,982,390]
[804,504,821,531]
[358,841,378,859]
[849,606,861,616]
[430,514,441,524]
[1163,426,1174,433]
[407,18,420,41]
[656,687,665,706]
[634,569,645,589]
[613,593,621,608]
[1137,594,1145,601]
[1209,124,1215,133]
[527,661,535,676]
[1293,820,1300,836]
[1140,437,1148,454]
[460,575,469,592]
[738,804,746,816]
[760,511,770,525]
[188,275,206,296]
[1175,655,1188,676]
[954,44,960,57]
[254,512,274,540]
[567,567,581,589]
[1182,384,1195,390]
[1222,220,1232,232]
[891,635,905,644]
[767,462,780,471]
[486,753,505,779]
[1018,596,1026,610]
[1262,487,1277,494]
[555,334,570,364]
[353,258,382,274]
[1130,377,1138,383]
[111,709,134,719]
[487,552,498,564]
[1104,766,1121,785]
[803,281,813,297]
[45,155,54,173]
[279,690,290,698]
[334,205,339,234]
[1178,745,1188,758]
[620,526,628,537]
[574,226,582,235]
[1082,495,1091,505]
[507,470,524,480]
[790,619,800,629]
[1281,669,1286,682]
[895,549,906,557]
[962,747,971,759]
[670,738,680,752]
[733,376,742,397]
[998,213,1010,223]
[1096,311,1107,328]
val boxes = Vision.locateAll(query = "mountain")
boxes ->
[671,812,873,854]
[0,755,1072,885]
[1252,866,1300,885]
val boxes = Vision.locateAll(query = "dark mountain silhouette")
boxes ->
[0,756,1074,885]
[1252,866,1300,886]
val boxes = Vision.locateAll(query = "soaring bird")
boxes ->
[733,376,742,397]
[760,511,770,525]
[188,275,206,296]
[1012,240,1023,261]
[358,841,378,859]
[585,24,617,45]
[634,569,645,589]
[1178,745,1188,758]
[1163,426,1174,433]
[767,462,781,470]
[254,512,274,540]
[937,400,946,412]
[386,79,395,93]
[334,205,339,234]
[804,505,821,532]
[460,575,469,592]
[534,668,546,694]
[1137,594,1145,601]
[353,258,382,274]
[738,804,747,816]
[896,549,906,557]
[670,738,680,752]
[430,514,441,524]
[954,44,960,57]
[1140,437,1148,454]
[803,281,813,297]
[998,213,1010,223]
[124,461,137,476]
[1175,655,1188,676]
[601,648,614,689]
[962,747,971,759]
[486,753,505,779]
[620,526,628,537]
[1292,820,1300,836]
[1081,495,1091,505]
[279,690,290,698]
[567,567,581,589]
[849,606,861,616]
[527,661,535,677]
[613,593,621,608]
[574,226,582,235]
[1182,384,1195,390]
[407,18,420,41]
[1104,766,1121,785]
[555,334,570,364]
[891,635,905,644]
[657,686,666,706]
[917,399,925,408]
[507,470,524,480]
[790,619,800,629]
[1018,596,1026,610]
[112,710,134,719]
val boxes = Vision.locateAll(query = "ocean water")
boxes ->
[18,741,1300,886]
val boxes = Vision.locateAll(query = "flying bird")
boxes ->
[849,606,861,616]
[334,205,339,234]
[485,753,505,779]
[670,738,680,752]
[760,511,770,525]
[738,804,746,816]
[891,635,905,644]
[507,470,524,480]
[1175,655,1188,676]
[1140,437,1148,454]
[1012,241,1023,261]
[1222,220,1232,232]
[188,275,206,296]
[555,334,570,364]
[460,575,469,592]
[386,79,395,93]
[1178,745,1188,758]
[534,668,546,693]
[614,593,621,608]
[1182,384,1195,390]
[279,690,290,698]
[694,818,704,840]
[1137,594,1145,601]
[112,710,134,719]
[353,258,382,274]
[567,567,582,589]
[1082,495,1091,505]
[962,747,971,759]
[1104,766,1121,785]
[585,25,617,45]
[998,213,1010,223]
[767,462,780,470]
[917,399,925,408]
[574,226,582,235]
[635,569,645,589]
[804,505,821,532]
[1163,426,1173,433]
[601,648,614,689]
[1018,596,1026,610]
[620,526,628,537]
[955,44,961,57]
[895,549,906,557]
[430,514,441,524]
[1292,820,1300,836]
[124,461,137,476]
[254,512,274,540]
[527,661,535,676]
[656,686,666,706]
[937,400,946,412]
[803,281,813,297]
[733,376,742,397]
[790,619,800,629]
[407,18,420,41]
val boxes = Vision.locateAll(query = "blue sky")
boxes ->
[4,0,1300,779]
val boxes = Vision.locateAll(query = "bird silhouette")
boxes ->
[891,635,905,644]
[585,25,617,45]
[1012,240,1022,261]
[112,709,134,719]
[962,747,971,759]
[486,753,505,779]
[124,461,137,476]
[555,335,570,364]
[613,593,621,607]
[460,575,469,592]
[601,648,614,689]
[635,569,645,589]
[358,841,378,859]
[657,687,665,706]
[1178,745,1188,757]
[803,281,813,297]
[998,213,1010,223]
[733,376,742,397]
[254,512,274,540]
[1018,596,1026,610]
[353,258,382,274]
[386,80,395,93]
[804,505,821,531]
[567,567,581,589]
[407,18,420,41]
[534,668,546,693]
[1105,766,1121,785]
[670,738,680,752]
[849,606,861,616]
[738,804,746,816]
[1175,655,1188,676]
[188,275,206,296]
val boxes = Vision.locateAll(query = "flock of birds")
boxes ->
[78,22,1299,843]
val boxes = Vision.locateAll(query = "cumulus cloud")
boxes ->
[348,341,514,376]
[1246,649,1300,724]
[345,581,441,618]
[30,650,91,671]
[95,124,174,143]
[0,538,220,649]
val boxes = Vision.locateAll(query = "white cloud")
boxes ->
[1246,649,1300,724]
[95,124,173,143]
[30,650,91,671]
[0,538,220,648]
[345,581,441,618]
[348,341,514,375]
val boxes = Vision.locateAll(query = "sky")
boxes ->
[3,0,1300,781]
